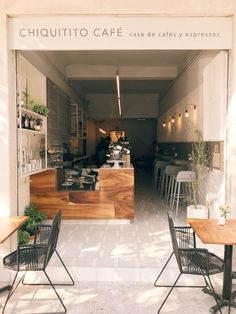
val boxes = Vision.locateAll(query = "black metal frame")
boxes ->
[156,212,224,314]
[2,210,73,314]
[154,225,204,289]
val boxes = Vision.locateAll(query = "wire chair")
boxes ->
[229,272,236,312]
[156,212,224,314]
[2,210,74,314]
[154,218,196,288]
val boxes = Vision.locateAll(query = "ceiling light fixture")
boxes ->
[99,128,106,134]
[116,71,122,116]
[171,116,175,123]
[162,122,166,127]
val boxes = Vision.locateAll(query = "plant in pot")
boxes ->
[187,126,212,219]
[218,204,230,225]
[19,203,47,244]
[32,103,49,117]
[34,118,43,131]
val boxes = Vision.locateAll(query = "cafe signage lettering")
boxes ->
[8,16,232,50]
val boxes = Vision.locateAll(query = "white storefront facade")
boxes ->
[0,1,236,221]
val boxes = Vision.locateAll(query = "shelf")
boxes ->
[20,168,47,178]
[20,108,47,119]
[17,54,48,179]
[19,128,46,135]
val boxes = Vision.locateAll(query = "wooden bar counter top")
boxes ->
[30,166,134,220]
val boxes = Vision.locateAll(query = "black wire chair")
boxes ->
[154,217,196,288]
[229,272,236,312]
[157,212,224,314]
[2,210,74,314]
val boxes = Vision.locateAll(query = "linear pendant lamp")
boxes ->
[116,71,122,116]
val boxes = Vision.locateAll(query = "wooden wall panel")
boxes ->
[35,203,115,219]
[99,169,134,187]
[31,191,69,206]
[30,167,134,220]
[30,169,57,192]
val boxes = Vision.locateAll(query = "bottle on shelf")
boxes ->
[21,114,26,128]
[17,113,20,128]
[24,114,30,129]
[29,116,35,130]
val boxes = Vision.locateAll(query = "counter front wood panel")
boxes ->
[30,169,57,192]
[30,167,134,220]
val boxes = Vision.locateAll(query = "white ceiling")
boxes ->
[44,50,196,98]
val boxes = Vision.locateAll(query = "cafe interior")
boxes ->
[0,48,231,313]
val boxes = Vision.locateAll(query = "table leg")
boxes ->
[222,245,232,300]
[205,245,236,313]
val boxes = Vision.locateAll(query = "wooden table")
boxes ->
[0,216,28,292]
[188,218,236,312]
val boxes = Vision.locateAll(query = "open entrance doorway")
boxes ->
[10,15,230,218]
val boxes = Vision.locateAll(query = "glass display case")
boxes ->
[60,168,99,191]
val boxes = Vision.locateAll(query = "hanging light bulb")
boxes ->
[171,116,175,123]
[185,109,189,118]
[162,122,166,128]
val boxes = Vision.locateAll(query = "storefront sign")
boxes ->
[8,16,232,50]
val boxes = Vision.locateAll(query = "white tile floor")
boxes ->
[1,171,235,313]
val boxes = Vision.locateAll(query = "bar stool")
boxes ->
[156,161,171,195]
[153,160,170,191]
[171,171,196,217]
[164,165,185,205]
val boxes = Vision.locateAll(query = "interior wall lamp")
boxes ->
[116,71,122,116]
[185,104,197,118]
[169,112,182,124]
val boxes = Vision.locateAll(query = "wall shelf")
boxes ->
[17,54,48,177]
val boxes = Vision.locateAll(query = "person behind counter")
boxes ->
[96,136,111,167]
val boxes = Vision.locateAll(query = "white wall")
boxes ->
[4,0,236,15]
[202,51,227,141]
[18,55,47,106]
[158,51,227,143]
[158,50,227,212]
[88,93,158,119]
[20,51,85,108]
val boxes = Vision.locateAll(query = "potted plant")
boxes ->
[34,118,43,131]
[187,126,212,219]
[218,204,230,225]
[32,103,49,117]
[19,203,47,244]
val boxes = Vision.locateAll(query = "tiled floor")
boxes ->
[0,171,235,313]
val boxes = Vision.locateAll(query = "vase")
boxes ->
[187,205,208,219]
[34,125,41,131]
[218,216,226,226]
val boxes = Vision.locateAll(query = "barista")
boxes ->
[96,136,111,166]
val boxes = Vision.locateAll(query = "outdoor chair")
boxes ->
[156,212,224,314]
[154,214,196,288]
[2,210,74,314]
[229,272,236,312]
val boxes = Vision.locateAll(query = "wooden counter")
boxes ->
[30,167,134,220]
